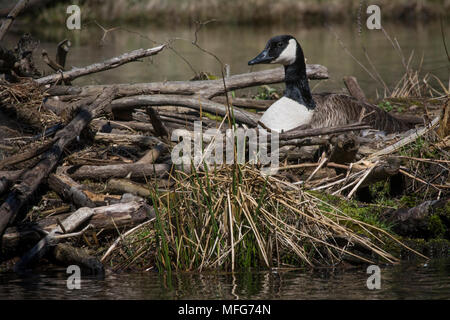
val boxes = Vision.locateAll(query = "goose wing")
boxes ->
[311,93,414,133]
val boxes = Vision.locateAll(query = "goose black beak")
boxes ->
[248,49,272,65]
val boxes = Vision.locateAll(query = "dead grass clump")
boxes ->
[103,164,430,272]
[0,79,58,130]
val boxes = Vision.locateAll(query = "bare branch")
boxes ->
[0,0,29,41]
[36,44,166,85]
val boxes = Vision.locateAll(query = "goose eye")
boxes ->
[277,42,283,47]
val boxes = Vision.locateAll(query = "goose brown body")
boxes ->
[311,93,413,133]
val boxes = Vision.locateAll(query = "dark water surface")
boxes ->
[5,21,449,99]
[1,258,449,299]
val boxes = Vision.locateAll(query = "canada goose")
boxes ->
[248,35,413,133]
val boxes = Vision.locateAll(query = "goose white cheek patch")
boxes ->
[272,39,297,65]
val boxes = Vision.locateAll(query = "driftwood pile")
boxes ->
[1,1,449,273]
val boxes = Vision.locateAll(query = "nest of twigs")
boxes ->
[0,79,59,130]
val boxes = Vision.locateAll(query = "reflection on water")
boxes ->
[5,21,449,99]
[1,258,449,299]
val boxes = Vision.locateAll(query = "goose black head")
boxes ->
[248,35,299,66]
[249,35,315,110]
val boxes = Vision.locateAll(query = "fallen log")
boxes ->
[106,179,151,197]
[328,158,400,197]
[48,173,96,208]
[0,138,56,169]
[36,44,166,85]
[50,243,104,275]
[383,197,450,238]
[94,132,162,148]
[157,111,220,128]
[58,163,173,181]
[279,136,329,147]
[111,94,259,126]
[46,65,329,98]
[137,142,167,164]
[360,157,401,188]
[0,170,25,195]
[91,119,155,133]
[14,206,95,270]
[0,88,116,237]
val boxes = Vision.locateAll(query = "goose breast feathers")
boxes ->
[258,97,314,132]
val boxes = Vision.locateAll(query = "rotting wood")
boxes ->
[106,179,151,197]
[0,170,24,195]
[327,133,360,171]
[146,107,169,138]
[0,138,56,169]
[42,50,64,72]
[343,76,367,102]
[0,88,116,237]
[58,163,174,181]
[383,197,450,237]
[48,173,96,208]
[137,143,167,164]
[94,132,162,148]
[46,65,329,98]
[359,157,401,188]
[91,119,155,133]
[56,39,71,69]
[111,94,259,126]
[50,243,104,275]
[2,200,152,260]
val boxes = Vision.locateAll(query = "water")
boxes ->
[1,258,449,299]
[5,21,449,99]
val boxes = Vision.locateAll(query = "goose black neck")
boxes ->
[284,44,315,110]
